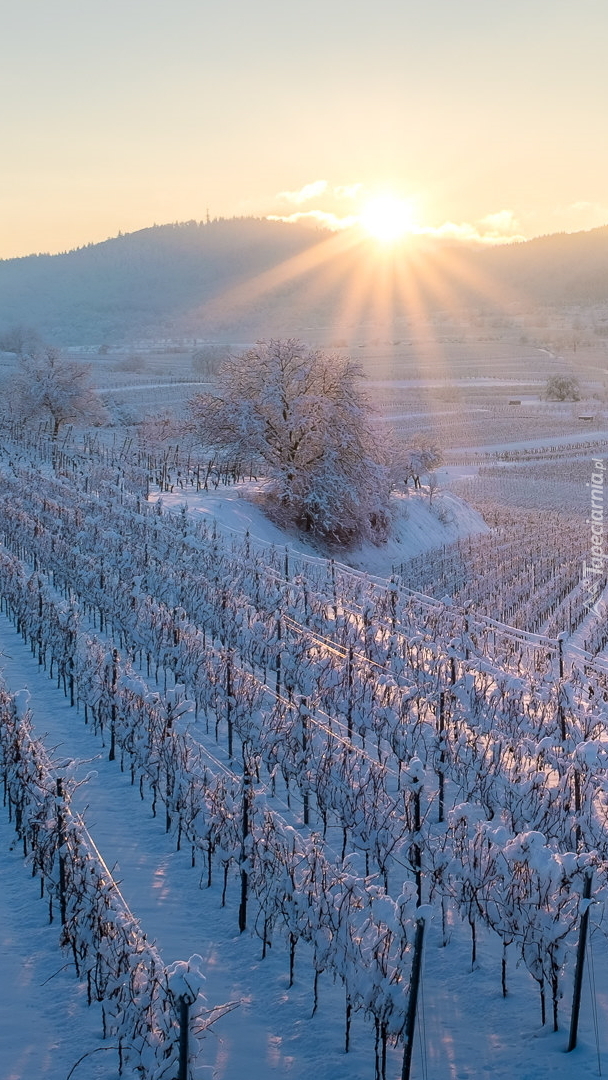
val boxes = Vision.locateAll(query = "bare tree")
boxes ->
[9,347,107,437]
[398,438,442,489]
[428,472,438,506]
[0,324,43,357]
[136,412,181,454]
[191,345,229,379]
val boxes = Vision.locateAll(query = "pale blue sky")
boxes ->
[1,0,607,256]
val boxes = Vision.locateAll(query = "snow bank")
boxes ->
[149,481,489,580]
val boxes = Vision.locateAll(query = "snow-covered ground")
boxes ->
[444,431,608,456]
[148,482,489,578]
[0,810,115,1080]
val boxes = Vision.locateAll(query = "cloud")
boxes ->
[549,201,608,232]
[570,200,606,213]
[275,180,328,205]
[267,200,527,244]
[334,183,364,200]
[419,211,526,245]
[267,209,358,230]
[479,210,521,236]
[567,200,608,226]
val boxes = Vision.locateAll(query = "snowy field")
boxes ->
[0,475,607,1080]
[1,333,608,1080]
[2,613,607,1080]
[1,567,608,1080]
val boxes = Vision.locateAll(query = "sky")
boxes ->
[1,0,607,259]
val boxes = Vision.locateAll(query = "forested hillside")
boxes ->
[1,219,608,345]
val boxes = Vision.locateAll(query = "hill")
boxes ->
[148,480,490,578]
[0,218,326,345]
[481,224,608,304]
[1,218,608,345]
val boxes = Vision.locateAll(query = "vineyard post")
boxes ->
[567,871,593,1052]
[463,601,472,661]
[68,655,75,707]
[401,914,425,1080]
[109,648,119,761]
[390,576,397,631]
[226,651,233,760]
[165,701,174,834]
[558,632,566,680]
[275,616,282,698]
[573,770,582,851]
[413,783,422,905]
[437,690,445,823]
[177,994,190,1080]
[557,634,568,741]
[239,745,251,932]
[37,582,43,665]
[300,697,309,826]
[346,647,354,740]
[56,777,67,925]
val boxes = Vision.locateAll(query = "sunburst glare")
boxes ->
[359,195,418,243]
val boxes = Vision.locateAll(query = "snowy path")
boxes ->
[0,810,121,1080]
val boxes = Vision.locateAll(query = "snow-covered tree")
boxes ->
[188,339,392,545]
[544,375,581,401]
[9,347,107,436]
[402,438,442,489]
[191,344,228,378]
[136,412,182,453]
[0,323,42,357]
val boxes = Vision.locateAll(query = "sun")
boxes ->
[359,194,417,243]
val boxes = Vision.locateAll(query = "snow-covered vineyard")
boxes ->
[1,425,608,1080]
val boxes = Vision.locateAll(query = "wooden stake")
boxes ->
[568,871,593,1052]
[178,996,189,1080]
[402,915,425,1080]
[56,778,67,926]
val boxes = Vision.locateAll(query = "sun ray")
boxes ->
[195,227,362,327]
[187,211,527,457]
[429,240,524,313]
[325,243,381,341]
